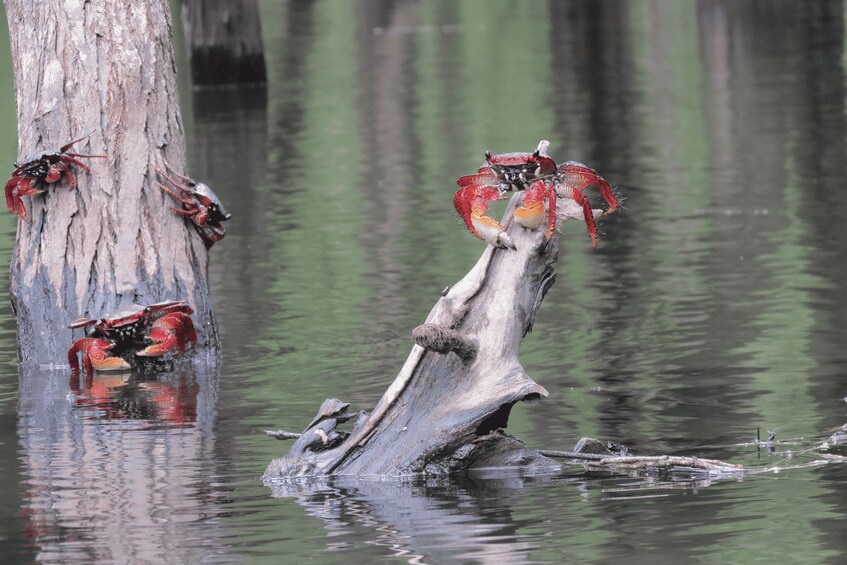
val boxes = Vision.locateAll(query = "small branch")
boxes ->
[537,449,617,461]
[539,443,743,475]
[584,455,745,476]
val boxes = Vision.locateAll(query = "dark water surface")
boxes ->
[1,1,847,563]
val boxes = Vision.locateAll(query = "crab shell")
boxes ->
[13,158,51,178]
[97,304,147,329]
[192,182,232,223]
[144,300,194,315]
[70,301,192,331]
[484,150,558,192]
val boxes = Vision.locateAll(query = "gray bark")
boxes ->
[264,196,603,480]
[4,0,219,368]
[181,0,266,86]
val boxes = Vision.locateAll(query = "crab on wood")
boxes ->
[156,160,231,249]
[68,300,198,373]
[4,134,105,222]
[454,140,618,249]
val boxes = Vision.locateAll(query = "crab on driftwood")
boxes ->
[264,180,613,480]
[453,140,617,249]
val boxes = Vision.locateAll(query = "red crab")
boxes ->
[454,140,617,249]
[157,161,231,249]
[68,300,197,373]
[5,134,105,222]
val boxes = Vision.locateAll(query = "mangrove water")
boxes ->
[1,1,846,563]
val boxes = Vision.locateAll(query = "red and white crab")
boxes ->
[454,140,618,249]
[68,300,197,373]
[157,161,231,249]
[4,134,105,222]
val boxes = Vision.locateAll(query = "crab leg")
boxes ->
[558,162,618,215]
[58,133,96,153]
[58,132,106,164]
[160,158,197,187]
[156,172,193,196]
[557,182,599,248]
[545,180,557,240]
[58,156,96,176]
[157,180,195,205]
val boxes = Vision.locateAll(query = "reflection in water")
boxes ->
[69,370,199,428]
[271,477,540,565]
[268,470,751,565]
[17,364,221,562]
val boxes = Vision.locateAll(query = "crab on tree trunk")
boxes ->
[263,192,610,479]
[4,0,220,368]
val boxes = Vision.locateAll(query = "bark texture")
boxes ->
[181,0,266,86]
[264,197,603,480]
[5,1,219,368]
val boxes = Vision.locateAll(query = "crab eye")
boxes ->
[485,151,492,163]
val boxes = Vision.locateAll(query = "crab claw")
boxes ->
[453,184,515,250]
[68,337,129,373]
[5,176,44,222]
[137,312,197,357]
[513,179,557,240]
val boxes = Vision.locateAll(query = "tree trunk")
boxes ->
[181,0,267,86]
[5,0,219,368]
[263,196,604,480]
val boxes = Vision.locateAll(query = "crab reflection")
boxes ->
[19,362,220,562]
[69,369,199,427]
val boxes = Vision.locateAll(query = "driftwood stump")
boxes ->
[264,195,603,480]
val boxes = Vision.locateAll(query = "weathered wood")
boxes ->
[264,194,603,480]
[181,0,267,86]
[5,1,219,368]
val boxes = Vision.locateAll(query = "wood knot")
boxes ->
[411,323,476,361]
